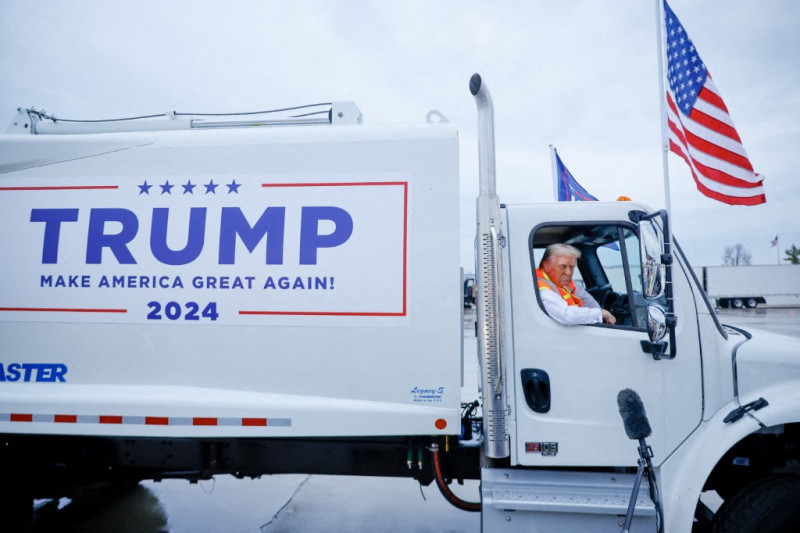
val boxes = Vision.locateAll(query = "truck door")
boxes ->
[504,205,703,467]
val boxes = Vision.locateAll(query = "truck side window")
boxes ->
[595,229,644,328]
[531,224,652,330]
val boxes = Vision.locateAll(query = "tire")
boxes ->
[719,299,729,309]
[712,474,800,532]
[744,298,758,309]
[730,298,744,309]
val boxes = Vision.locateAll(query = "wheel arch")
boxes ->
[704,421,800,499]
[662,388,800,532]
[660,402,764,532]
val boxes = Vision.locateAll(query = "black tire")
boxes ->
[744,298,758,309]
[730,298,744,309]
[712,474,800,533]
[719,299,729,309]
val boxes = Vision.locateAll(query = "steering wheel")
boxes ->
[602,291,631,324]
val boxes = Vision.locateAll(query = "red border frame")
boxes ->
[0,181,408,319]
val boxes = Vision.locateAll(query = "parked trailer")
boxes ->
[695,265,800,308]
[2,76,800,532]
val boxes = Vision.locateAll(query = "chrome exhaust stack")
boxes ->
[470,74,509,461]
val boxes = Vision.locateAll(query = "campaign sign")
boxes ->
[0,175,409,326]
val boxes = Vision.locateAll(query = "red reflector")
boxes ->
[54,414,77,423]
[193,417,218,426]
[99,415,123,424]
[10,413,33,422]
[435,418,447,430]
[145,417,169,425]
[526,442,541,453]
[242,418,267,427]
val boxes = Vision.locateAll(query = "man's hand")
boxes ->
[601,310,617,325]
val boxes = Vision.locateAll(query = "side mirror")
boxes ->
[646,305,667,343]
[639,220,665,300]
[640,304,669,359]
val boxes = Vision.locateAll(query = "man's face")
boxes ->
[543,253,577,288]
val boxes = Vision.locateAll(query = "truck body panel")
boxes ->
[0,124,463,439]
[735,328,800,399]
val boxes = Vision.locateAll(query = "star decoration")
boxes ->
[227,180,241,194]
[138,181,152,195]
[665,6,706,116]
[205,180,219,194]
[160,181,174,195]
[182,180,196,194]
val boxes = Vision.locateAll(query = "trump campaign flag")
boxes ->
[552,148,598,202]
[662,0,766,206]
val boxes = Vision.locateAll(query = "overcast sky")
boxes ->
[1,0,798,268]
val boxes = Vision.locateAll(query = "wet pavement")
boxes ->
[148,474,479,533]
[33,474,481,532]
[715,306,800,339]
[29,307,798,531]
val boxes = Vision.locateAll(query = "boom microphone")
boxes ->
[617,388,652,440]
[617,388,663,533]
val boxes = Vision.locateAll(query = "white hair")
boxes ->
[539,243,581,267]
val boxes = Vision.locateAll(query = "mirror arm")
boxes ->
[628,210,647,223]
[641,340,669,360]
[660,212,677,359]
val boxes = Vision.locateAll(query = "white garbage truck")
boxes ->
[1,75,799,532]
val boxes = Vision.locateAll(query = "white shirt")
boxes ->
[539,284,603,326]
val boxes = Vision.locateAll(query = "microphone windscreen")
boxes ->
[617,388,652,440]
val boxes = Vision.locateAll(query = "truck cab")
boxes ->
[470,74,800,532]
[471,197,800,531]
[503,201,702,468]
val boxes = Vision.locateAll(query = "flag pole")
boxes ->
[549,143,559,202]
[655,0,672,218]
[777,235,780,264]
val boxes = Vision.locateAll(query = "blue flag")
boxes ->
[555,151,598,202]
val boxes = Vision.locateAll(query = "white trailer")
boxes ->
[2,76,800,532]
[696,265,800,308]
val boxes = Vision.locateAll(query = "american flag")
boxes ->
[663,0,766,206]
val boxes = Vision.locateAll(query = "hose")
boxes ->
[431,444,480,512]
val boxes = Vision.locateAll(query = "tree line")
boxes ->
[722,243,800,265]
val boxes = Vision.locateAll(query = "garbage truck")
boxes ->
[1,75,799,532]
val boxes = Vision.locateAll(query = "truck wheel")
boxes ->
[718,299,729,309]
[730,298,744,309]
[744,298,758,309]
[711,475,800,532]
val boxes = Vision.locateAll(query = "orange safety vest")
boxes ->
[536,268,583,307]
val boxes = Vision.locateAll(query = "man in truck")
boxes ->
[536,243,617,326]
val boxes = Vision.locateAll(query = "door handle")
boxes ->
[521,368,551,413]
